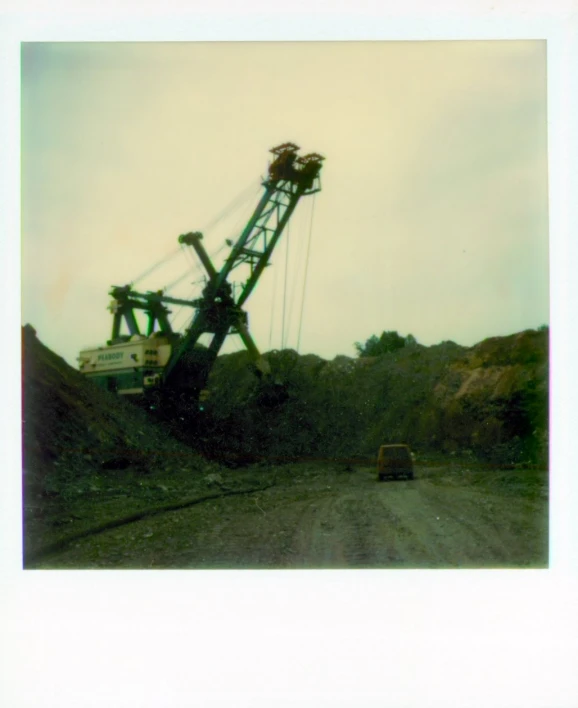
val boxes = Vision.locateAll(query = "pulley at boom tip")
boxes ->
[269,142,325,161]
[265,143,324,193]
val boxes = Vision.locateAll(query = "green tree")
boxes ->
[354,330,408,357]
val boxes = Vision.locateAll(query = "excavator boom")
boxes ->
[164,143,323,386]
[78,143,323,400]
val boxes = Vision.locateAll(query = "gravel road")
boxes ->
[29,461,548,569]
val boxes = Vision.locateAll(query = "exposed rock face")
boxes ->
[203,330,548,465]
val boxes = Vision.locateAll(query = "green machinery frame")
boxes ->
[106,142,324,395]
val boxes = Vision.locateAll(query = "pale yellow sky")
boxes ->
[21,40,548,365]
[5,7,578,708]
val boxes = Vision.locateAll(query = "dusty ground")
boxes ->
[25,458,548,569]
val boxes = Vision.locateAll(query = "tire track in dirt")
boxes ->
[412,483,513,565]
[28,464,548,569]
[369,479,525,567]
[373,481,486,567]
[286,475,527,568]
[288,482,423,568]
[25,484,274,567]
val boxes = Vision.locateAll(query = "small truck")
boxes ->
[377,444,414,481]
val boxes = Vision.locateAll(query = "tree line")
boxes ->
[354,331,418,357]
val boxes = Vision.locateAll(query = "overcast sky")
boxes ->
[5,10,578,708]
[21,40,549,366]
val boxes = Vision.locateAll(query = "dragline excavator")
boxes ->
[77,143,324,404]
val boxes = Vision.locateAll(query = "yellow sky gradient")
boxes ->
[21,40,548,365]
[5,10,578,708]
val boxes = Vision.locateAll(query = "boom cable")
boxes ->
[200,180,261,234]
[281,220,290,349]
[268,254,278,349]
[297,193,316,353]
[131,246,181,286]
[163,242,228,293]
[128,179,258,288]
[286,205,308,348]
[163,260,203,292]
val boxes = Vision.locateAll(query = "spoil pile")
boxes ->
[22,323,549,488]
[22,324,207,495]
[20,324,548,569]
[21,324,213,560]
[204,329,549,465]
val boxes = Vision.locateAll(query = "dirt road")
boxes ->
[27,460,548,569]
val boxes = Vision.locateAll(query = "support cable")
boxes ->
[164,261,205,292]
[131,246,181,286]
[268,254,278,349]
[200,180,260,234]
[164,243,226,294]
[172,308,194,334]
[168,303,186,330]
[166,276,207,329]
[129,180,256,288]
[297,193,316,353]
[286,205,307,348]
[281,220,290,349]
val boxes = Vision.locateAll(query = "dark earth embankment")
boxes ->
[21,324,549,568]
[202,328,548,466]
[22,324,223,562]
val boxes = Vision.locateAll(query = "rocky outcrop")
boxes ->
[203,329,548,465]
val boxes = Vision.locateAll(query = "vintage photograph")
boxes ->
[21,40,549,569]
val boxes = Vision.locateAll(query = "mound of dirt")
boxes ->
[22,324,207,493]
[20,324,548,568]
[22,323,548,489]
[21,324,217,560]
[201,329,548,465]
